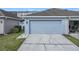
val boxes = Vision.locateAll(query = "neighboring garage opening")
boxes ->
[69,21,79,33]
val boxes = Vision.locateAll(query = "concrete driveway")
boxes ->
[18,34,79,51]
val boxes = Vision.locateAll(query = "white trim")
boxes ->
[6,17,20,20]
[26,16,79,17]
[0,16,5,18]
[26,16,68,17]
[70,19,79,21]
[69,16,79,17]
[69,16,79,21]
[25,16,79,21]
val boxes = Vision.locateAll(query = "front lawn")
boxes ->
[64,34,79,47]
[0,33,24,51]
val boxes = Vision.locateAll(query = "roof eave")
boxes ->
[0,16,22,21]
[26,16,79,17]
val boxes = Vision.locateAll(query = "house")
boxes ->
[24,8,79,34]
[0,9,22,34]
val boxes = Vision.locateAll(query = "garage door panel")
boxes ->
[30,20,63,34]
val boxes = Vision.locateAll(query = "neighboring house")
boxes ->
[0,9,21,34]
[16,11,37,18]
[24,8,79,34]
[9,11,38,30]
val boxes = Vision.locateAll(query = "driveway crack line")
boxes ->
[44,44,47,51]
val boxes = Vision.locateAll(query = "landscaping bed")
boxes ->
[0,32,24,51]
[64,34,79,47]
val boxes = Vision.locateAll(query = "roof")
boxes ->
[0,9,19,19]
[8,11,39,18]
[27,8,79,16]
[9,11,38,14]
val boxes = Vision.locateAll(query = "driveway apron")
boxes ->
[18,34,79,51]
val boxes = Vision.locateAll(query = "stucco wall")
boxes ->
[0,19,4,34]
[24,19,29,34]
[19,21,25,29]
[62,19,69,34]
[4,18,19,34]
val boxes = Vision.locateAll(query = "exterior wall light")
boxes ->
[0,21,2,23]
[26,21,28,24]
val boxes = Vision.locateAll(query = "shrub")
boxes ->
[14,26,22,32]
[11,27,19,33]
[11,26,22,33]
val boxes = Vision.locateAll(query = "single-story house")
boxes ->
[24,8,79,34]
[0,9,22,34]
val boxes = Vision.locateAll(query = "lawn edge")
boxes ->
[63,34,79,47]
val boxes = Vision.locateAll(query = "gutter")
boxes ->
[25,15,79,17]
[0,16,23,21]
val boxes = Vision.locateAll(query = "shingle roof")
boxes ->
[27,8,79,16]
[0,9,19,18]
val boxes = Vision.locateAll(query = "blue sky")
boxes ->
[1,8,48,11]
[64,8,79,11]
[1,8,79,11]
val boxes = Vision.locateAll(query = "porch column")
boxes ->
[24,18,29,34]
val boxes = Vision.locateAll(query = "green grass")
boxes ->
[64,34,79,47]
[0,32,24,51]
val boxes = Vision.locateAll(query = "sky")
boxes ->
[1,8,48,11]
[64,8,79,11]
[1,8,79,11]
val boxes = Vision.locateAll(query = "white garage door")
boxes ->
[29,20,64,34]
